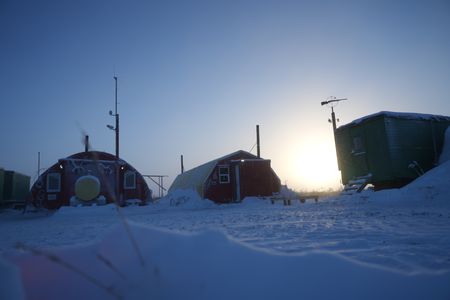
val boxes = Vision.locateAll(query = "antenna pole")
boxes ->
[114,76,119,159]
[85,135,89,152]
[321,97,348,171]
[256,125,260,158]
[321,97,347,133]
[331,106,337,132]
[37,152,41,178]
[181,155,184,174]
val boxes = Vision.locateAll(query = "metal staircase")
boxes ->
[341,174,372,195]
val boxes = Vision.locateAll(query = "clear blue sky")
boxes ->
[1,0,449,192]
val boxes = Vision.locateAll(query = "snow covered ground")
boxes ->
[1,161,450,299]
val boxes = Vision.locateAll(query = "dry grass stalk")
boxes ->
[15,242,123,300]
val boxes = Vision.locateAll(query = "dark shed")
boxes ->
[335,111,450,189]
[0,168,30,205]
[169,150,281,203]
[3,171,30,202]
[31,151,151,209]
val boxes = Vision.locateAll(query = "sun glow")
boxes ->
[286,138,341,192]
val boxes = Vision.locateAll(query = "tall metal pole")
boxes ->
[321,97,347,133]
[321,97,348,171]
[37,152,41,178]
[84,135,89,152]
[114,76,119,159]
[256,125,260,158]
[331,107,337,132]
[181,155,184,174]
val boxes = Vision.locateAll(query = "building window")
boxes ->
[352,136,365,154]
[124,171,136,189]
[218,166,230,184]
[47,173,61,193]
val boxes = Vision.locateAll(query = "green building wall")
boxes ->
[335,112,450,189]
[2,171,30,203]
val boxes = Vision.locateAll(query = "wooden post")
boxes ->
[181,155,184,174]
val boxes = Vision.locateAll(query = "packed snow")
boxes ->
[1,157,450,299]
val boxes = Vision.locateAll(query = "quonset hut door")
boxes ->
[234,164,241,202]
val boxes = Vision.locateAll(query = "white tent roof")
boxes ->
[168,150,257,197]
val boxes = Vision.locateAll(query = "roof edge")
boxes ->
[338,111,450,130]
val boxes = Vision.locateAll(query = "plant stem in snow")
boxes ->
[15,242,123,300]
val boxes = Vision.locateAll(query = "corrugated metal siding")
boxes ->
[335,127,353,184]
[363,117,391,183]
[386,118,450,180]
[203,152,259,203]
[336,111,450,188]
[31,151,150,209]
[169,150,259,200]
[335,116,390,184]
[3,171,30,201]
[237,160,279,199]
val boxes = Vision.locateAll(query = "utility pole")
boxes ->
[256,125,261,158]
[180,155,184,174]
[107,76,122,205]
[321,97,347,132]
[321,96,348,171]
[107,76,120,159]
[114,76,119,159]
[37,152,41,178]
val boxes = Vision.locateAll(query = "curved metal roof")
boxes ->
[169,150,257,197]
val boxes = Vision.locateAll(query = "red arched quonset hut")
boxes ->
[169,150,281,203]
[31,151,151,209]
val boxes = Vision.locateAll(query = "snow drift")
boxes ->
[163,189,216,209]
[5,223,450,300]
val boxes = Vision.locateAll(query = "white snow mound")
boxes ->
[401,159,450,203]
[162,189,216,209]
[6,224,450,300]
[0,258,25,300]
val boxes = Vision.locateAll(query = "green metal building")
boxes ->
[0,169,30,205]
[335,111,450,190]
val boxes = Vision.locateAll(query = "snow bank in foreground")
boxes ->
[400,159,450,203]
[0,258,24,300]
[6,224,450,300]
[346,158,450,205]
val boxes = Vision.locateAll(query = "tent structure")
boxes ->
[169,150,281,203]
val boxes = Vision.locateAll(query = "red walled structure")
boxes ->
[31,151,151,209]
[169,150,281,203]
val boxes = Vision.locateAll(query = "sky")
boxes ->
[1,0,449,192]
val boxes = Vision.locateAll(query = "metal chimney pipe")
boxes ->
[181,155,184,174]
[85,135,89,152]
[256,125,260,158]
